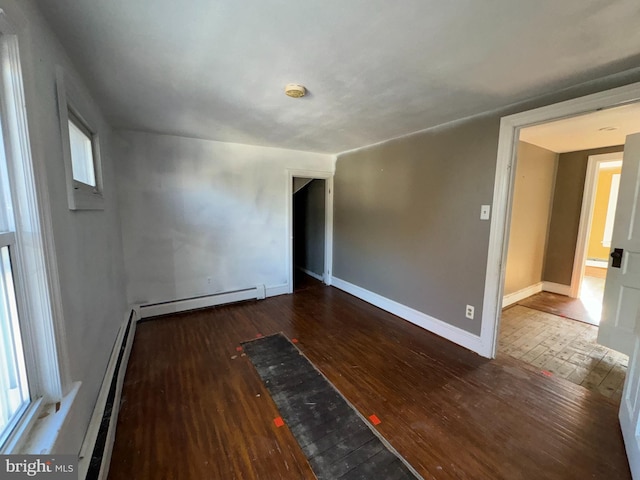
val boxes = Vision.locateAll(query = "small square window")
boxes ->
[56,67,104,210]
[67,113,96,188]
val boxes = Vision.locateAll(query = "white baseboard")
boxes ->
[542,281,571,296]
[502,282,543,308]
[331,277,484,356]
[78,309,137,480]
[296,266,324,282]
[502,281,574,306]
[586,259,608,268]
[266,283,289,297]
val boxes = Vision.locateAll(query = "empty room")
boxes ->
[1,1,640,479]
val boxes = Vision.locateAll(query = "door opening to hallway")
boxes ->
[498,105,636,401]
[292,178,326,291]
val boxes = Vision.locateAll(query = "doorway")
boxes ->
[286,170,333,294]
[293,178,326,290]
[498,116,628,399]
[571,153,623,323]
[481,84,640,359]
[482,82,640,478]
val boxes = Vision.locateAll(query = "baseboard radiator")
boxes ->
[79,310,137,480]
[139,284,267,319]
[78,285,271,478]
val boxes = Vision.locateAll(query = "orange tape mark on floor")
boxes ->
[369,414,381,425]
[273,416,285,427]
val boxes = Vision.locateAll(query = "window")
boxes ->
[68,112,96,187]
[0,13,70,453]
[0,29,33,450]
[56,67,104,210]
[0,240,30,447]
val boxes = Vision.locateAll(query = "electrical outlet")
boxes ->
[465,304,475,320]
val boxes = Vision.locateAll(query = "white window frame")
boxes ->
[67,110,96,187]
[0,231,30,448]
[0,10,75,453]
[56,66,104,211]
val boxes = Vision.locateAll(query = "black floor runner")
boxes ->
[242,333,419,480]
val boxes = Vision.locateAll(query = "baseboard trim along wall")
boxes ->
[502,282,571,307]
[138,284,289,319]
[79,309,137,480]
[502,282,544,308]
[78,282,291,478]
[586,259,608,268]
[542,281,572,296]
[296,266,324,282]
[331,277,484,355]
[266,284,290,297]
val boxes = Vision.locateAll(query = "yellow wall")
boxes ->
[587,166,622,260]
[504,142,557,295]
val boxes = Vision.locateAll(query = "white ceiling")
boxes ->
[520,103,640,153]
[35,0,640,154]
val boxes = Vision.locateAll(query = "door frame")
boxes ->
[286,169,334,293]
[481,81,640,359]
[570,153,623,299]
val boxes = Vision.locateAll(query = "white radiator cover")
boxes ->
[138,284,282,319]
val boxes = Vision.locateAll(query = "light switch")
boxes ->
[480,205,491,220]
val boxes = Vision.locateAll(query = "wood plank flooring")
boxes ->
[585,265,607,278]
[108,280,630,479]
[243,333,417,479]
[499,305,627,401]
[517,275,605,325]
[518,291,595,325]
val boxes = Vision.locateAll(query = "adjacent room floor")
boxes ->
[500,273,627,402]
[499,305,627,401]
[108,278,629,479]
[517,274,605,325]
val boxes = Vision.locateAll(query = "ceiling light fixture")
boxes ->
[285,84,306,98]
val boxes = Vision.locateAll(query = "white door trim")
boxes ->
[570,153,623,298]
[481,81,640,359]
[286,169,334,294]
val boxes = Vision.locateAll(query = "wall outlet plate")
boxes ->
[465,304,475,319]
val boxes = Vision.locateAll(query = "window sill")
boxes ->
[70,189,104,211]
[7,382,80,454]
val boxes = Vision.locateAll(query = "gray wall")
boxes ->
[504,142,557,295]
[333,69,640,337]
[543,144,624,285]
[334,117,499,335]
[5,0,128,453]
[293,179,325,276]
[115,131,334,305]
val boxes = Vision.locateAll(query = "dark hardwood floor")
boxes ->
[108,279,630,479]
[516,275,605,326]
[517,291,596,325]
